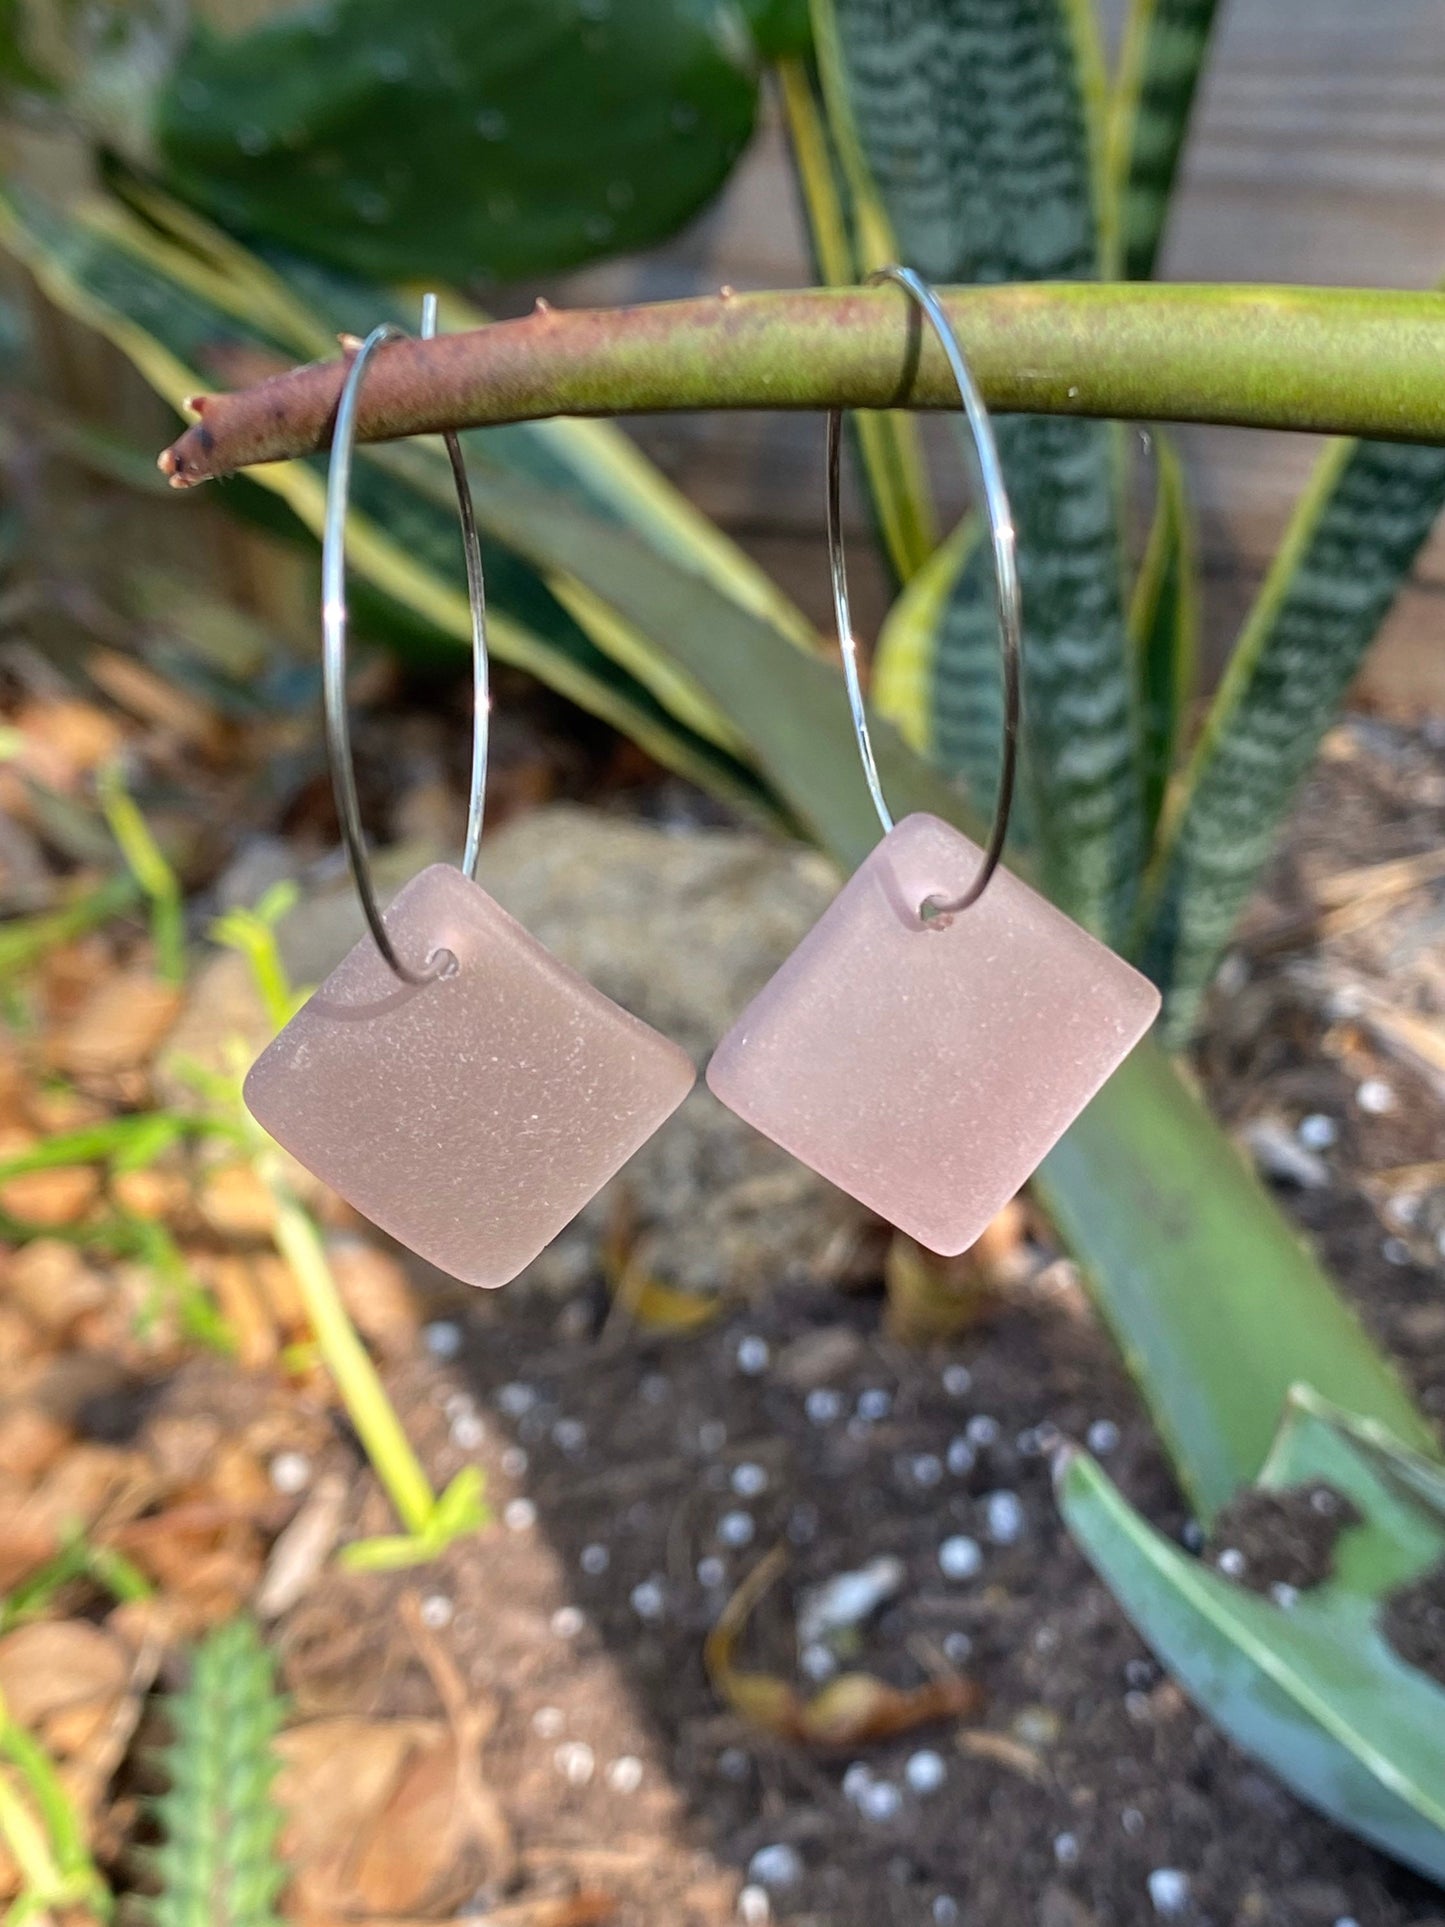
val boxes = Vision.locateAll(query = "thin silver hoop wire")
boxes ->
[827,265,1021,916]
[322,294,490,985]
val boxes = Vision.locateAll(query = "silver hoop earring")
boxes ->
[244,299,695,1289]
[708,269,1160,1258]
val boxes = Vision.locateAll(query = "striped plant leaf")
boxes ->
[826,0,1144,940]
[1107,0,1222,281]
[1141,433,1445,1041]
[0,183,780,821]
[778,43,938,584]
[872,514,977,759]
[1129,430,1197,844]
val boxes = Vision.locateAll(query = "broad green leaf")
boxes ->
[1058,1389,1445,1881]
[1106,0,1221,281]
[0,184,782,821]
[1038,1044,1435,1520]
[779,43,937,583]
[132,0,758,285]
[1141,433,1445,1041]
[827,0,1143,940]
[1128,430,1197,844]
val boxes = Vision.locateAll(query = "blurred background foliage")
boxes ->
[4,0,1445,1887]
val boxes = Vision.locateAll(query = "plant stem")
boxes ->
[267,1176,436,1536]
[160,281,1445,485]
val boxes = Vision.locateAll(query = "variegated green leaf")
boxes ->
[1129,430,1197,844]
[779,41,938,583]
[0,183,788,823]
[1142,433,1445,1041]
[1058,1389,1445,1881]
[1107,0,1221,281]
[827,0,1143,939]
[872,514,977,759]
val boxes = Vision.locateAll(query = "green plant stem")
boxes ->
[161,281,1445,485]
[266,1173,436,1535]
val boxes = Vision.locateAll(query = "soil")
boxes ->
[1383,1565,1445,1690]
[1206,1484,1361,1596]
[267,715,1445,1926]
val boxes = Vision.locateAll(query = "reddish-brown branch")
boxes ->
[157,281,1445,486]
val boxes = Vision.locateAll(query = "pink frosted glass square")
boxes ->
[707,814,1160,1255]
[244,863,694,1288]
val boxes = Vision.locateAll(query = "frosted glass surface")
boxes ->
[245,864,694,1288]
[707,814,1160,1256]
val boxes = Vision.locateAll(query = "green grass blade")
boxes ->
[1038,1042,1435,1520]
[1140,434,1445,1040]
[827,0,1144,940]
[1129,430,1197,846]
[1106,0,1222,280]
[1057,1391,1445,1879]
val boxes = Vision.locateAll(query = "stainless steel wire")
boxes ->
[321,295,490,983]
[827,266,1021,914]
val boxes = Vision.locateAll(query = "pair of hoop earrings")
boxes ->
[244,273,1159,1289]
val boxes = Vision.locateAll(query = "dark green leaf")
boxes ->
[1108,0,1221,281]
[826,0,1144,939]
[1141,435,1445,1041]
[154,0,757,283]
[1129,430,1196,844]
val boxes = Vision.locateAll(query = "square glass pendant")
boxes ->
[245,864,695,1288]
[706,814,1160,1256]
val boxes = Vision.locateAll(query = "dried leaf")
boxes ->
[274,1716,448,1915]
[196,1161,277,1240]
[0,1140,102,1230]
[0,1407,71,1484]
[327,1240,419,1360]
[706,1549,983,1748]
[6,1241,108,1334]
[13,700,125,790]
[883,1200,1028,1346]
[256,1472,349,1619]
[0,1622,130,1767]
[47,972,182,1078]
[202,1255,279,1370]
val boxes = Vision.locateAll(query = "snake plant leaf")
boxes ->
[826,0,1144,941]
[1057,1389,1445,1881]
[872,514,977,760]
[0,182,778,822]
[132,0,758,285]
[778,43,937,584]
[1038,1043,1435,1521]
[1140,433,1445,1042]
[1107,0,1222,281]
[1129,430,1197,845]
